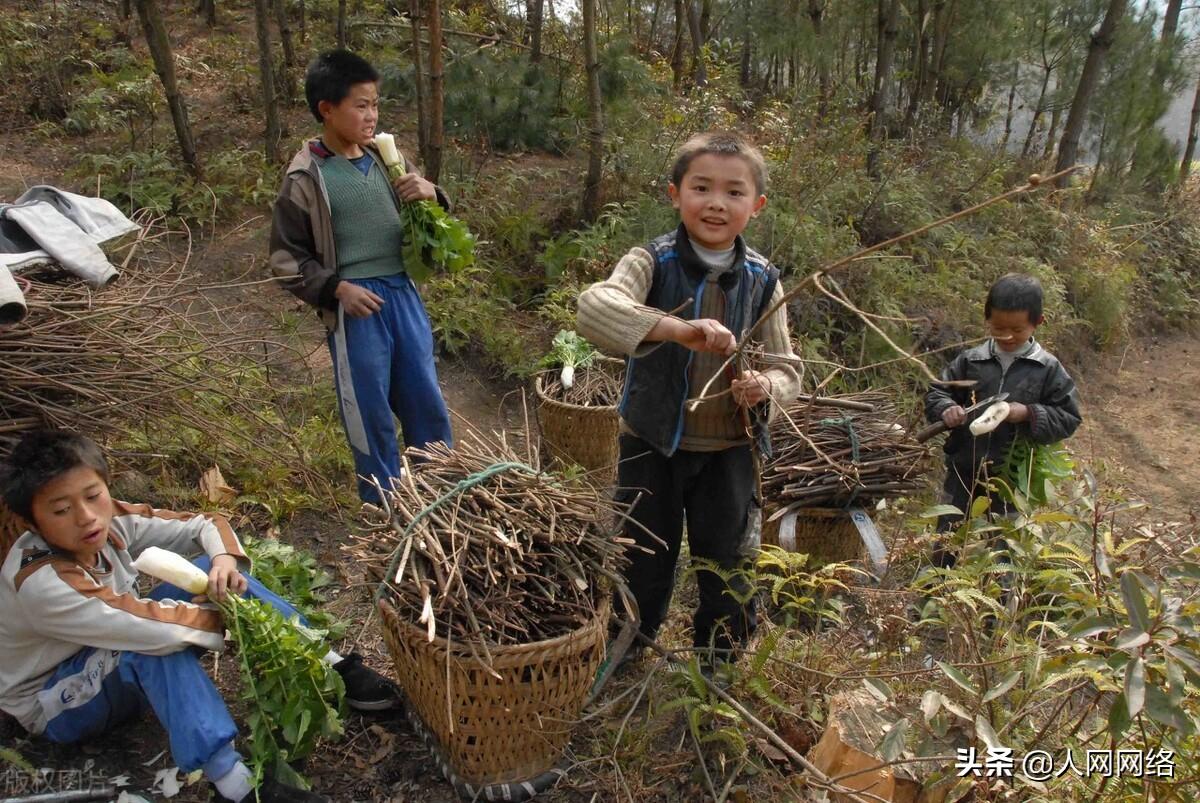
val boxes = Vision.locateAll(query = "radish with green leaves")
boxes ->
[542,330,599,390]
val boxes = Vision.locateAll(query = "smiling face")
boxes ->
[318,81,379,154]
[668,153,767,251]
[29,466,113,562]
[987,308,1040,352]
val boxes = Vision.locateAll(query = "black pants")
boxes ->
[615,434,758,655]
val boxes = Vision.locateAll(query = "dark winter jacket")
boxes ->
[924,339,1082,481]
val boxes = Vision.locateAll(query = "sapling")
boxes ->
[131,548,344,790]
[373,132,475,283]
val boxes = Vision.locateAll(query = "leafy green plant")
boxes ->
[998,438,1075,507]
[400,199,476,283]
[538,330,598,387]
[243,536,347,641]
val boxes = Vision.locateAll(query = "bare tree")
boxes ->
[685,1,706,88]
[581,0,603,221]
[133,0,201,176]
[195,0,216,27]
[809,0,830,118]
[1054,0,1127,186]
[273,0,298,102]
[670,0,685,91]
[866,0,900,178]
[526,0,545,64]
[337,0,347,48]
[410,0,429,163]
[427,0,445,183]
[252,0,282,162]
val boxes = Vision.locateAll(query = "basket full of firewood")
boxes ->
[361,434,629,801]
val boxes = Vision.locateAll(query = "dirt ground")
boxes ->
[1075,333,1200,522]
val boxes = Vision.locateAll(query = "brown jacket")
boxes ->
[268,139,448,329]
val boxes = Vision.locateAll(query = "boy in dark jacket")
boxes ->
[577,132,801,662]
[924,273,1082,540]
[269,50,452,504]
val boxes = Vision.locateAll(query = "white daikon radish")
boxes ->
[132,547,209,594]
[969,401,1011,436]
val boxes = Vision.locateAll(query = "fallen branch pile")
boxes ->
[359,432,630,650]
[763,392,931,510]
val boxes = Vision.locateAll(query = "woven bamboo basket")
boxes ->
[378,596,608,788]
[533,359,622,485]
[761,507,865,566]
[0,500,27,561]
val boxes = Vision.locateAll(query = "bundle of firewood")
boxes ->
[762,392,931,510]
[355,431,630,651]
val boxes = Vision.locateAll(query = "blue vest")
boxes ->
[619,224,779,456]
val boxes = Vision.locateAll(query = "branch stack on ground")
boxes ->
[359,431,631,651]
[763,392,932,512]
[0,217,293,455]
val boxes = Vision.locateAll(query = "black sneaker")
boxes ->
[333,653,401,711]
[212,776,330,803]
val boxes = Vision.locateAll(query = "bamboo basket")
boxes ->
[378,596,608,789]
[0,500,27,561]
[761,507,865,566]
[533,358,622,485]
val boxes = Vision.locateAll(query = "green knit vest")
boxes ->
[319,155,406,280]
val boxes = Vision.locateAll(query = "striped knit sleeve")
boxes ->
[756,281,801,409]
[112,502,250,574]
[576,247,666,357]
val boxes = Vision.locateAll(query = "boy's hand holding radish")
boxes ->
[392,172,437,202]
[204,554,248,604]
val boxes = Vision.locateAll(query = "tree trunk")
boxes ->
[1043,101,1063,159]
[685,1,706,88]
[120,0,131,20]
[133,0,201,177]
[699,0,711,43]
[738,18,751,88]
[1180,76,1200,183]
[1054,0,1127,186]
[866,0,900,178]
[427,0,444,183]
[999,61,1019,151]
[1021,63,1052,158]
[648,0,662,55]
[410,0,429,163]
[526,0,544,63]
[273,0,297,102]
[581,0,603,221]
[336,0,347,48]
[252,0,282,163]
[921,0,950,109]
[670,0,685,91]
[197,0,216,26]
[903,0,928,130]
[809,0,829,118]
[299,0,306,41]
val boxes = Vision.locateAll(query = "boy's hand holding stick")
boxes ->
[685,166,1081,410]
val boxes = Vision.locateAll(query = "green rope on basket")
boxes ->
[819,416,861,463]
[374,461,538,603]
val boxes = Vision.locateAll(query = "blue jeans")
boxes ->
[328,274,453,503]
[39,557,306,775]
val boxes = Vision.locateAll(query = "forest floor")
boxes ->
[2,198,1196,801]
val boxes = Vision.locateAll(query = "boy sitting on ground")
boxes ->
[577,131,801,666]
[924,272,1083,549]
[0,430,398,803]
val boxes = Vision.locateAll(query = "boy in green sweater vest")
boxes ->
[270,50,453,504]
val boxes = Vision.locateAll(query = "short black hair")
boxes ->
[671,131,768,197]
[0,430,109,521]
[985,273,1044,324]
[304,49,380,123]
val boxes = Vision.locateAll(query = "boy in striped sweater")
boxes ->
[0,430,397,802]
[577,132,800,664]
